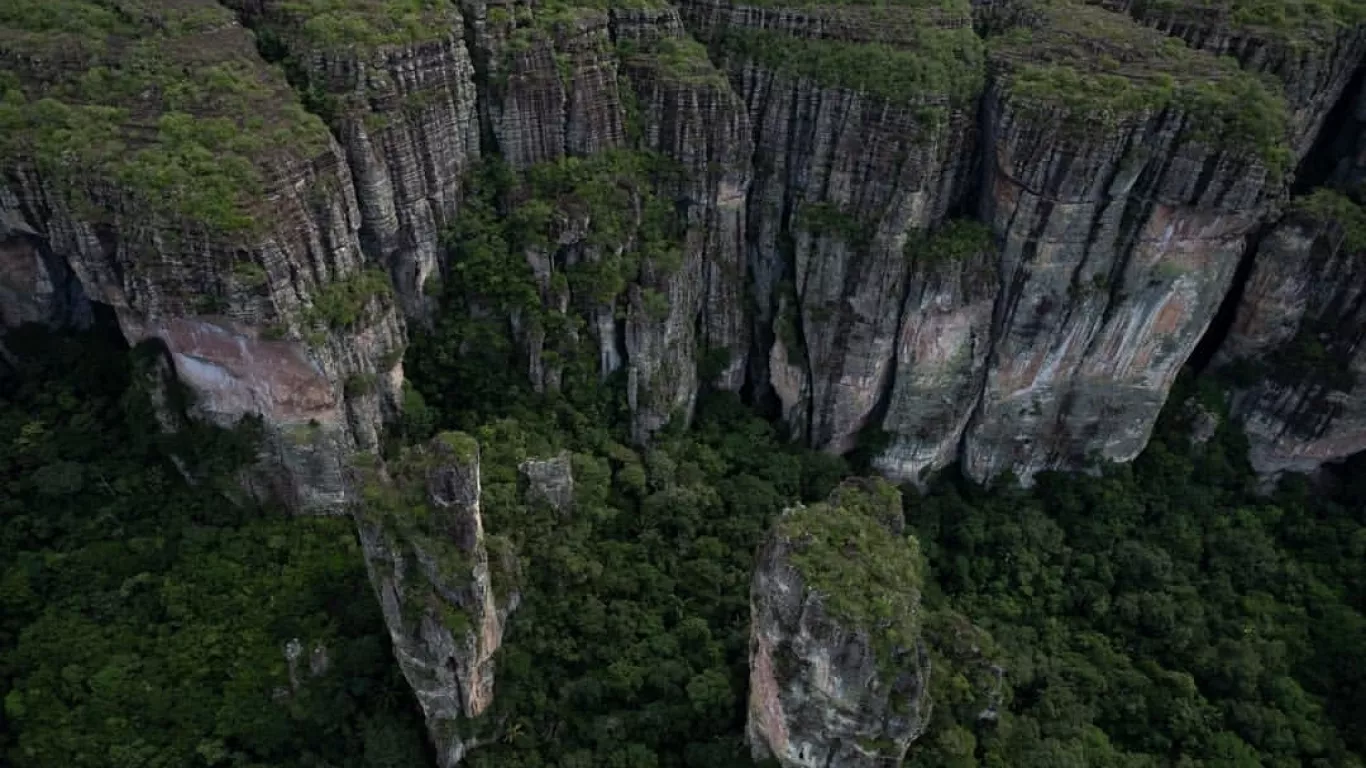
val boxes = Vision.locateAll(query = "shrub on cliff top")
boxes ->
[990,0,1291,171]
[1293,188,1366,252]
[274,0,459,49]
[715,11,984,106]
[779,478,925,666]
[0,0,330,235]
[1142,0,1366,46]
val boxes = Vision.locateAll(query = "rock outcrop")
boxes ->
[1100,0,1366,161]
[960,0,1285,481]
[0,0,405,511]
[222,0,484,321]
[1217,190,1366,475]
[354,433,520,767]
[748,478,931,768]
[6,0,1366,501]
[689,0,985,453]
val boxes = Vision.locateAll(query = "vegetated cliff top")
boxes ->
[0,0,330,234]
[221,0,461,51]
[1130,0,1366,46]
[777,479,924,658]
[710,0,984,106]
[989,0,1291,166]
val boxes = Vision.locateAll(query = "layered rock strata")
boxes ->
[0,0,405,510]
[691,0,985,453]
[960,0,1284,481]
[748,478,931,767]
[221,0,483,321]
[354,433,520,767]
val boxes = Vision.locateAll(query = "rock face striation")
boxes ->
[748,478,931,767]
[6,0,1366,504]
[1217,191,1366,475]
[354,433,520,767]
[0,0,406,510]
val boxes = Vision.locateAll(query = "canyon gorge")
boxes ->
[4,0,1366,764]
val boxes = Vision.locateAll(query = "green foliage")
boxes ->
[411,153,687,424]
[1293,188,1366,252]
[1142,0,1366,46]
[905,378,1366,767]
[303,269,394,330]
[0,327,429,768]
[234,260,271,289]
[780,479,924,668]
[618,35,730,89]
[436,431,480,463]
[905,219,996,265]
[274,0,458,49]
[0,0,330,235]
[717,23,984,107]
[441,391,849,768]
[990,0,1291,171]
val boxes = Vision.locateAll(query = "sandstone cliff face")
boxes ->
[1101,0,1366,161]
[222,0,483,321]
[7,0,1366,506]
[874,224,1000,484]
[748,479,931,767]
[1217,192,1366,475]
[354,433,520,768]
[0,0,405,511]
[959,0,1281,482]
[690,0,985,454]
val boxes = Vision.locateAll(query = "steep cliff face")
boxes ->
[0,0,405,510]
[874,223,1000,484]
[686,0,985,453]
[354,433,520,767]
[431,2,751,441]
[748,478,931,767]
[961,0,1285,481]
[6,0,1365,504]
[1217,191,1366,474]
[221,0,483,321]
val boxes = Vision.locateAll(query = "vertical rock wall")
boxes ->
[1217,192,1366,474]
[748,479,931,767]
[354,433,520,767]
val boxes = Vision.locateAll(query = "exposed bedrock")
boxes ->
[354,433,521,767]
[959,0,1284,483]
[1215,191,1366,475]
[1099,0,1366,161]
[222,0,483,321]
[748,478,932,768]
[0,0,405,511]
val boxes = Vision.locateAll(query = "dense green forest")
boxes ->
[2,321,1364,768]
[0,327,431,767]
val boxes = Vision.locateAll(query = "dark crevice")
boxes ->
[1296,62,1366,195]
[1187,223,1270,374]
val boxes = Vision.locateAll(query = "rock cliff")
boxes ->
[5,0,1366,504]
[748,478,931,767]
[354,433,520,767]
[222,0,484,321]
[1217,190,1366,475]
[0,0,405,510]
[962,0,1284,481]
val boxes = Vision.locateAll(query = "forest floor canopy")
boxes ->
[1,326,1363,768]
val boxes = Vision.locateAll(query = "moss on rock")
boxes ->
[0,0,331,235]
[778,478,924,667]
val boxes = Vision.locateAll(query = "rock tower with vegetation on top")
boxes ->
[748,478,932,767]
